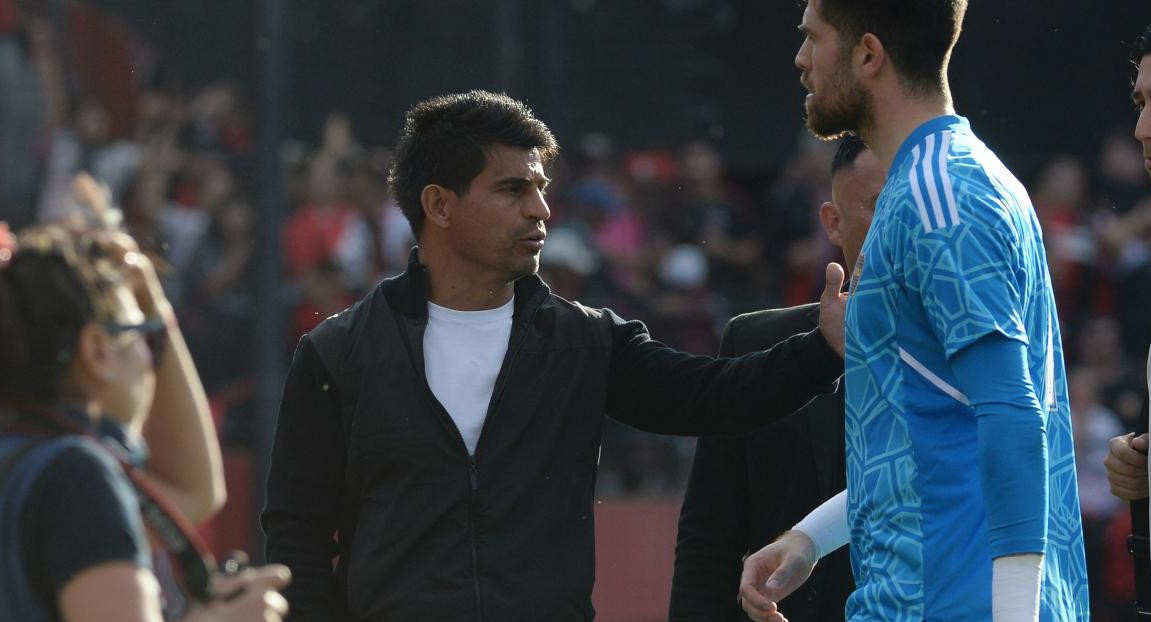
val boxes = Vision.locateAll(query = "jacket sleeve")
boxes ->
[603,309,842,435]
[261,336,347,621]
[669,318,749,621]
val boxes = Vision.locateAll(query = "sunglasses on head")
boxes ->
[101,317,168,368]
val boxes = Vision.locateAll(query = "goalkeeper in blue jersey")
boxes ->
[738,1,1090,621]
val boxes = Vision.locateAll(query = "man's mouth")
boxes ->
[520,231,546,250]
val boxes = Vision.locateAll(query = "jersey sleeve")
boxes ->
[950,333,1048,557]
[899,201,1028,360]
[23,441,152,603]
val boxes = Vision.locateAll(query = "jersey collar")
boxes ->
[890,114,968,178]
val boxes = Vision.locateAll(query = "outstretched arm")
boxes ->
[605,265,845,435]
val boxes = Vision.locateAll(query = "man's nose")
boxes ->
[1136,108,1151,144]
[526,191,550,221]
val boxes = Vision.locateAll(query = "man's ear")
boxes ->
[856,33,886,80]
[421,184,455,231]
[819,201,845,248]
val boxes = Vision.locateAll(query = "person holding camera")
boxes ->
[0,219,289,622]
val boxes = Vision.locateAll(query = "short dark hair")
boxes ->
[815,0,968,95]
[831,134,869,177]
[387,90,559,238]
[0,227,123,402]
[1131,24,1151,85]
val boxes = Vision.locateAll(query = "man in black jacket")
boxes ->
[670,135,882,621]
[1106,23,1151,607]
[261,90,848,622]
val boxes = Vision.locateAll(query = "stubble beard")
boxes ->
[508,225,545,278]
[508,249,541,278]
[495,246,541,282]
[806,62,873,141]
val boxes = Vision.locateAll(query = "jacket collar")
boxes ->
[384,247,551,324]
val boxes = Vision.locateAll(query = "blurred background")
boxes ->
[1,0,1150,619]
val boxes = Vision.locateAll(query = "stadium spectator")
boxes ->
[283,157,375,339]
[1071,368,1126,613]
[39,98,140,223]
[0,1,44,229]
[182,198,258,395]
[0,211,289,621]
[760,134,835,308]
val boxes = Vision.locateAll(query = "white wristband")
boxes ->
[792,489,850,560]
[992,553,1043,622]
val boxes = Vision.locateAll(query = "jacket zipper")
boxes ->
[404,313,487,620]
[404,290,544,621]
[465,299,540,622]
[468,460,483,622]
[463,296,541,622]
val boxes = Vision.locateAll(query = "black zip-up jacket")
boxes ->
[262,251,843,622]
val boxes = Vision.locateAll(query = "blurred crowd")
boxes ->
[1,2,1149,617]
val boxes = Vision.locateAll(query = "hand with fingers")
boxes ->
[738,530,818,622]
[63,173,173,322]
[86,230,173,321]
[187,564,292,622]
[818,262,847,358]
[1105,432,1149,501]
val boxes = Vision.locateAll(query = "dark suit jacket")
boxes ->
[669,303,854,621]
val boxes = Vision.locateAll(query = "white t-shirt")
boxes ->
[423,297,514,455]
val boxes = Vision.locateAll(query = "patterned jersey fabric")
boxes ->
[843,115,1089,620]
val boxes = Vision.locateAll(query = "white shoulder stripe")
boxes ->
[921,134,949,230]
[899,347,971,406]
[1044,318,1056,412]
[938,131,961,227]
[908,146,934,232]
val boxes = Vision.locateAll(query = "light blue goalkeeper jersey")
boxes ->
[842,115,1089,621]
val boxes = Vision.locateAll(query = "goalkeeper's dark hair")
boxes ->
[811,0,968,96]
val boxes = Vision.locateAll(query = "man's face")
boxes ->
[1133,55,1151,179]
[795,0,873,139]
[448,145,551,280]
[829,149,884,271]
